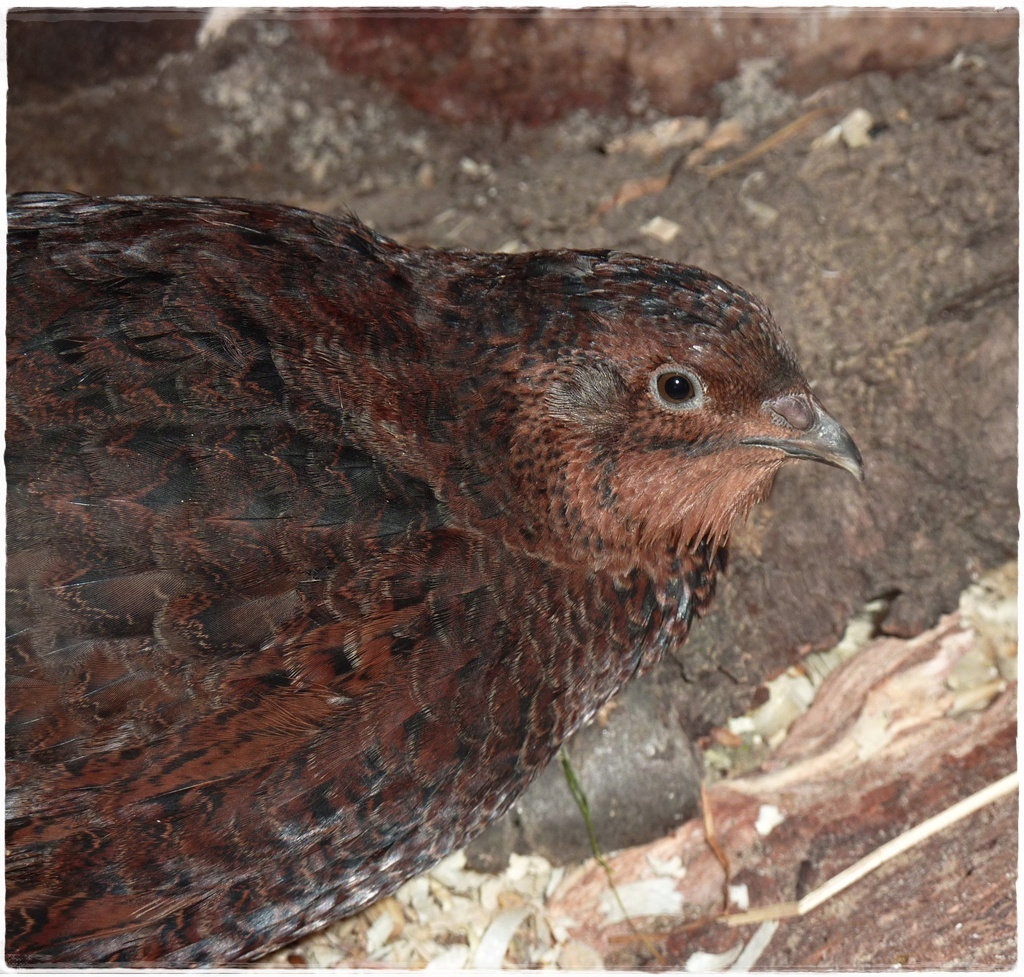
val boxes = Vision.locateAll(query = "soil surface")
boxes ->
[7,10,1018,965]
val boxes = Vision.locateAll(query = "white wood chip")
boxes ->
[754,804,785,836]
[729,921,780,971]
[728,882,750,911]
[640,216,682,244]
[599,876,682,923]
[470,905,531,969]
[364,911,393,954]
[685,940,743,972]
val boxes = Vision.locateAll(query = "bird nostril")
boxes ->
[768,393,815,431]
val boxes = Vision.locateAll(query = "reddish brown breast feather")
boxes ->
[5,193,861,964]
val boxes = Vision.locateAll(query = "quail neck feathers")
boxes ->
[6,193,862,964]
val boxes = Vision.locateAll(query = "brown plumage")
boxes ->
[6,193,862,965]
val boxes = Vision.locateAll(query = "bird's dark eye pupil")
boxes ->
[660,373,694,401]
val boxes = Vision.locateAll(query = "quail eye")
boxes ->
[652,367,703,410]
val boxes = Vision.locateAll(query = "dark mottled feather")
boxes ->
[6,193,858,964]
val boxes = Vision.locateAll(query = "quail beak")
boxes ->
[742,394,864,481]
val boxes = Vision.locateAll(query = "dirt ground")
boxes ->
[6,8,1018,969]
